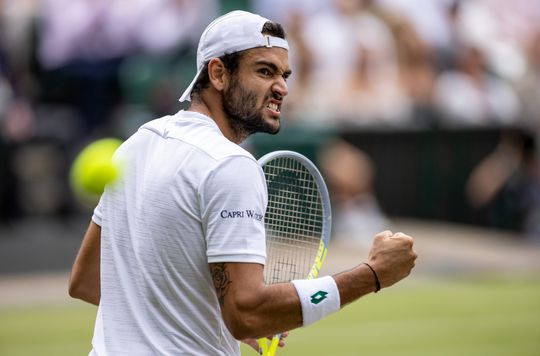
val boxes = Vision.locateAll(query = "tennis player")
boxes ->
[69,10,417,356]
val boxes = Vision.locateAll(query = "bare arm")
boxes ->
[69,221,101,305]
[209,262,302,340]
[210,230,417,340]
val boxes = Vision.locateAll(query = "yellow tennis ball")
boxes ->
[70,138,123,197]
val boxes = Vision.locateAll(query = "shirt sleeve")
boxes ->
[199,156,267,265]
[91,195,104,227]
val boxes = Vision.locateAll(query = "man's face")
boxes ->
[222,47,291,137]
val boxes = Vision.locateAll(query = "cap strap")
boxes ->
[263,35,289,50]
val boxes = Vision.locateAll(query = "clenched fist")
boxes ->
[366,230,417,289]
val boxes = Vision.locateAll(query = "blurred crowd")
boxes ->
[1,0,539,241]
[256,0,540,130]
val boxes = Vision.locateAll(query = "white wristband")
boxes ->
[291,276,340,327]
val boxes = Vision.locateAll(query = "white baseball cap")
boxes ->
[179,10,289,102]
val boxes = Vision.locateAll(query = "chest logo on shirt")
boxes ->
[220,210,264,221]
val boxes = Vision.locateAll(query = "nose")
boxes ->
[272,77,288,99]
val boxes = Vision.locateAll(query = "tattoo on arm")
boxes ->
[210,263,232,307]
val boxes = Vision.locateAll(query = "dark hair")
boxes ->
[190,21,286,101]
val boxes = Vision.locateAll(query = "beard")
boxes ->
[222,76,280,140]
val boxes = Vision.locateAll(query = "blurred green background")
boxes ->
[2,277,539,355]
[2,218,540,355]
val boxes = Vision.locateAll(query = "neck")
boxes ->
[187,95,245,144]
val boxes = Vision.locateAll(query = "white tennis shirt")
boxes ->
[90,110,268,355]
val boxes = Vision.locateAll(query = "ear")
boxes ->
[207,58,229,93]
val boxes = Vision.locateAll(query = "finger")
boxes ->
[374,230,393,241]
[392,232,414,245]
[241,338,259,352]
[278,332,289,348]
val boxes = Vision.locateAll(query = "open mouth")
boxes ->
[266,102,280,114]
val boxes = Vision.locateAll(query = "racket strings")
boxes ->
[262,157,324,284]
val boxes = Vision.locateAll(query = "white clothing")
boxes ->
[434,71,520,126]
[90,110,268,355]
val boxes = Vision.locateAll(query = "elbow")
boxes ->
[222,294,265,340]
[68,279,83,299]
[224,312,260,340]
[68,277,99,305]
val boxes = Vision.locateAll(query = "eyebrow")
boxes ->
[255,60,292,77]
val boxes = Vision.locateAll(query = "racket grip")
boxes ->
[258,337,268,355]
[267,334,281,356]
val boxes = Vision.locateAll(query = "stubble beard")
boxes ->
[222,76,280,142]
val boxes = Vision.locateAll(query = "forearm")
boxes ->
[214,231,417,339]
[225,282,303,339]
[213,262,302,339]
[224,270,376,339]
[333,264,378,307]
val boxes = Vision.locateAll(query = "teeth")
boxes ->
[267,103,279,112]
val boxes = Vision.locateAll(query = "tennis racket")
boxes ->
[256,150,332,356]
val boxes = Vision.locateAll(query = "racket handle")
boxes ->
[258,337,268,355]
[267,334,281,356]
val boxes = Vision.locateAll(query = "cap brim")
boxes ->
[179,68,202,102]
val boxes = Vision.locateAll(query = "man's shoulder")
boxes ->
[207,137,255,162]
[140,111,256,163]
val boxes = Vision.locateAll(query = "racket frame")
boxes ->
[257,150,332,356]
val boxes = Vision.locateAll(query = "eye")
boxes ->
[259,68,272,76]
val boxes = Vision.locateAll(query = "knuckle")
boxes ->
[392,232,413,243]
[402,234,414,243]
[374,230,392,241]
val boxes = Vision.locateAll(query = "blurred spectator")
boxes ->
[377,0,455,60]
[0,0,37,96]
[2,99,35,143]
[0,0,37,139]
[283,0,372,124]
[331,3,412,127]
[467,130,540,243]
[36,0,217,136]
[251,0,332,26]
[467,132,524,210]
[473,0,540,67]
[433,45,521,127]
[0,75,11,122]
[282,0,411,127]
[0,0,38,222]
[385,15,437,127]
[516,29,540,132]
[38,0,217,69]
[452,0,527,83]
[319,139,390,245]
